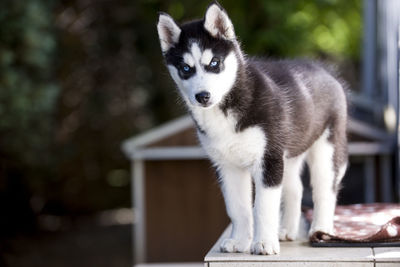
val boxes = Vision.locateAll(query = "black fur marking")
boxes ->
[263,154,284,187]
[189,111,206,135]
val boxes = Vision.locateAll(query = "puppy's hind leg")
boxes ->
[307,129,342,236]
[280,153,306,241]
[218,164,253,253]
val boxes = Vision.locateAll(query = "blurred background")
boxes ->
[0,0,399,266]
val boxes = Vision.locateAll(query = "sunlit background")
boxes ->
[1,0,399,266]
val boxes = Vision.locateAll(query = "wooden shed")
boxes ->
[122,116,229,264]
[122,115,394,264]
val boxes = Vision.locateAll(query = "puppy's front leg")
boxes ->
[251,156,283,255]
[218,164,253,253]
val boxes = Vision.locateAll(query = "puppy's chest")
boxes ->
[194,109,266,168]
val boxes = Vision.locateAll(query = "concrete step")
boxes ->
[204,225,400,267]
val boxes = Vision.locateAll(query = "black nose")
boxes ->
[195,91,211,105]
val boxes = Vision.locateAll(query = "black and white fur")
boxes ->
[157,1,348,255]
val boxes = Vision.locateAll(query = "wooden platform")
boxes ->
[204,226,400,267]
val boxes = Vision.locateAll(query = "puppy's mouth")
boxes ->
[188,99,214,109]
[198,102,212,108]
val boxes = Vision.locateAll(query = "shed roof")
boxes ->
[121,115,196,159]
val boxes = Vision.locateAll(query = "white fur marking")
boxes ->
[183,53,194,67]
[190,43,202,64]
[201,49,213,65]
[194,108,266,169]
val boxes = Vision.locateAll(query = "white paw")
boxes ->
[309,225,334,237]
[220,238,250,253]
[279,228,297,241]
[250,238,280,255]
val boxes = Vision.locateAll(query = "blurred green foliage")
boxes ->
[228,0,361,59]
[0,0,58,165]
[0,0,362,232]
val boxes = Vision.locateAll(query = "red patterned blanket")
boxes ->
[306,203,400,246]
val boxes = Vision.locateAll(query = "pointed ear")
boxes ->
[204,2,235,40]
[157,13,181,53]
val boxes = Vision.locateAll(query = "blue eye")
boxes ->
[182,64,190,73]
[209,58,219,68]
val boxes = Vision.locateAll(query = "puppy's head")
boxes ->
[157,2,240,109]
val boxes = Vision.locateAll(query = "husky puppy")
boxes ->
[157,1,347,255]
